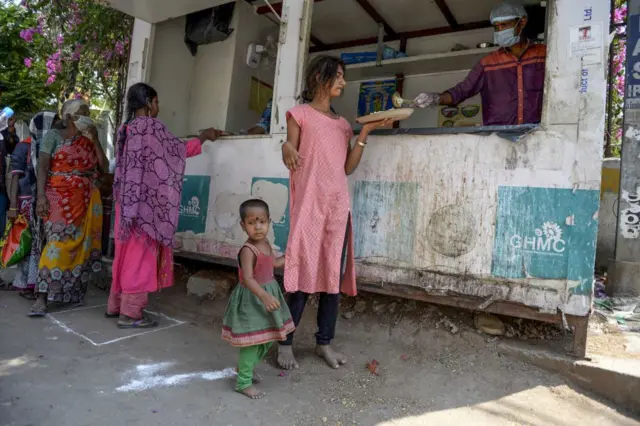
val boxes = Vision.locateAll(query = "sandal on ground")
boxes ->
[104,312,119,318]
[117,318,158,329]
[28,308,47,317]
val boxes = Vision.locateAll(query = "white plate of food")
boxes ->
[356,108,414,124]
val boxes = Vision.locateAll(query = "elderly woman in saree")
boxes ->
[7,111,60,300]
[29,99,108,316]
[107,83,222,328]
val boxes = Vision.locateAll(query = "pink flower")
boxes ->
[24,58,32,68]
[74,92,83,100]
[46,75,56,86]
[115,41,125,56]
[103,71,111,79]
[19,28,35,42]
[56,34,64,46]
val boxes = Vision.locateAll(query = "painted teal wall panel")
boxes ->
[177,175,211,234]
[492,186,599,294]
[251,177,290,251]
[352,181,419,263]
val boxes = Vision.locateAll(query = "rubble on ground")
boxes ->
[592,271,640,333]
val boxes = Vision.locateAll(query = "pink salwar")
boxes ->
[108,139,202,319]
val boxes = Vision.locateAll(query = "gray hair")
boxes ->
[61,99,89,118]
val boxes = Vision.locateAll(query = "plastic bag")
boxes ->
[0,215,32,267]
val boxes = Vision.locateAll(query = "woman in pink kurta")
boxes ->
[278,56,390,369]
[107,83,222,328]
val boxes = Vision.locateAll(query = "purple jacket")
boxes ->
[446,43,546,126]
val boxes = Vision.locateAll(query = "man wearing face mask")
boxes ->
[414,2,545,126]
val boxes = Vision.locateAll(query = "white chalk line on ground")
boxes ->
[51,303,107,315]
[47,304,186,347]
[116,362,237,392]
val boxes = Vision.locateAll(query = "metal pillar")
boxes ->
[610,0,640,297]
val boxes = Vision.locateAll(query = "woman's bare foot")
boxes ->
[277,345,299,370]
[315,345,347,369]
[236,385,265,399]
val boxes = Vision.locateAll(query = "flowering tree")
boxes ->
[0,0,132,127]
[606,0,627,158]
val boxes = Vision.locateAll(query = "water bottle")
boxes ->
[0,107,15,133]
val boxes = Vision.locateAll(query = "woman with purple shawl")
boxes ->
[108,83,222,328]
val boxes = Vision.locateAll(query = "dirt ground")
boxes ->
[1,263,638,426]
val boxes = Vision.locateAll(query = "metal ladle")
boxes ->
[392,92,415,108]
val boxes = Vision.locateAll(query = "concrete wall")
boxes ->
[130,0,608,318]
[149,17,195,137]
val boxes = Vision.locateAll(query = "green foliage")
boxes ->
[0,0,133,124]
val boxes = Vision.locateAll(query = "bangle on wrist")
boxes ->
[357,140,366,147]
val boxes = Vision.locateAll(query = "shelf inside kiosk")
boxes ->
[305,0,546,133]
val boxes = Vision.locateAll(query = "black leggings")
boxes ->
[280,216,350,346]
[280,291,340,346]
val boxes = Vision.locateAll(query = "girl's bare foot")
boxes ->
[236,385,265,399]
[277,345,299,370]
[315,345,347,369]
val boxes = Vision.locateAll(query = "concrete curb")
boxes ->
[498,341,640,415]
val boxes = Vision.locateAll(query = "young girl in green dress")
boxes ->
[222,199,295,399]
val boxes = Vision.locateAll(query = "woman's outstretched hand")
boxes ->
[361,118,392,136]
[282,141,301,172]
[199,128,224,143]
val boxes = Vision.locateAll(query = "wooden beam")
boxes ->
[434,0,459,28]
[353,0,397,36]
[310,34,327,49]
[310,20,491,53]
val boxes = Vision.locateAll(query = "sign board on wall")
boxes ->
[627,13,640,109]
[357,79,396,118]
[177,175,211,234]
[438,104,482,127]
[491,186,599,295]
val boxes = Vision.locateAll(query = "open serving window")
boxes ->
[294,0,547,134]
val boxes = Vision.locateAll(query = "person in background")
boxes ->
[413,2,545,126]
[248,99,337,135]
[107,83,222,328]
[7,112,59,300]
[278,56,390,370]
[248,99,273,135]
[0,115,20,239]
[30,99,109,316]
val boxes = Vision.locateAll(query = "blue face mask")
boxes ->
[493,20,522,47]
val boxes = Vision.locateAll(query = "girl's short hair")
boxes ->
[302,55,345,102]
[239,199,270,221]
